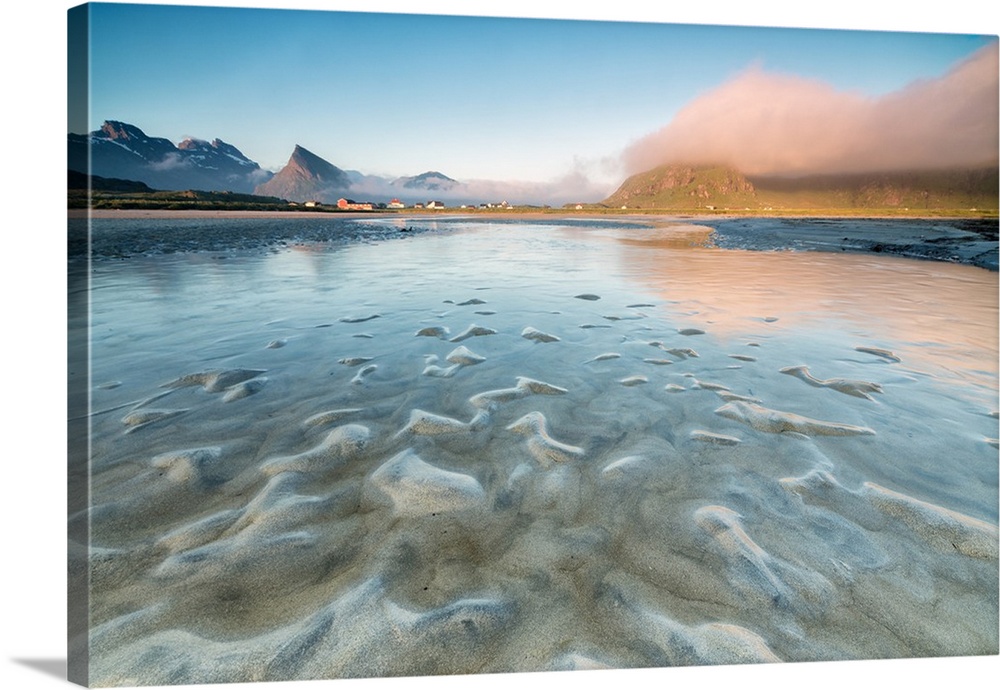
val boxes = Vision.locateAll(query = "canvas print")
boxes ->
[67,2,999,687]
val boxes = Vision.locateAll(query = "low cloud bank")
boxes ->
[622,42,999,177]
[347,169,616,207]
[458,171,616,206]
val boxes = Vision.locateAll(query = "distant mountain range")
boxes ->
[68,121,273,194]
[601,164,999,211]
[70,121,999,210]
[252,149,460,204]
[69,121,466,204]
[391,171,459,192]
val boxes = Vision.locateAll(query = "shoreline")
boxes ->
[70,209,999,270]
[70,208,998,222]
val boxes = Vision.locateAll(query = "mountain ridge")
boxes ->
[602,163,999,211]
[69,121,472,204]
[68,120,272,194]
[391,170,459,193]
[70,121,998,210]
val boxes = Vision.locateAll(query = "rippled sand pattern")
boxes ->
[74,220,999,685]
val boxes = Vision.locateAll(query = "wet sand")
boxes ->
[706,216,999,270]
[70,210,998,270]
[71,217,998,686]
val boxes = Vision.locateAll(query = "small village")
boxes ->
[298,198,518,211]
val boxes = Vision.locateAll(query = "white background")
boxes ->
[1,1,997,689]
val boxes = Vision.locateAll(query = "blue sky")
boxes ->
[80,1,997,188]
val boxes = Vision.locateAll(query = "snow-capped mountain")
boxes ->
[68,120,272,193]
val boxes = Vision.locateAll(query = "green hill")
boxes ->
[67,180,294,211]
[601,164,999,212]
[602,165,756,210]
[68,170,155,193]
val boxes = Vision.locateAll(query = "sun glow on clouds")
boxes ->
[622,42,999,176]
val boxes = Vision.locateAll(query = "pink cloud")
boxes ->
[622,42,999,176]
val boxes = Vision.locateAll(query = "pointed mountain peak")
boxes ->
[177,137,211,151]
[174,137,256,166]
[289,144,329,167]
[98,120,149,142]
[254,144,351,201]
[285,146,345,178]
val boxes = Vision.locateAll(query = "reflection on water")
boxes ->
[87,219,997,408]
[611,237,998,391]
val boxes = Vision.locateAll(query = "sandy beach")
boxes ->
[69,215,998,685]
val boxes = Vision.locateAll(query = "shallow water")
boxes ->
[74,218,999,685]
